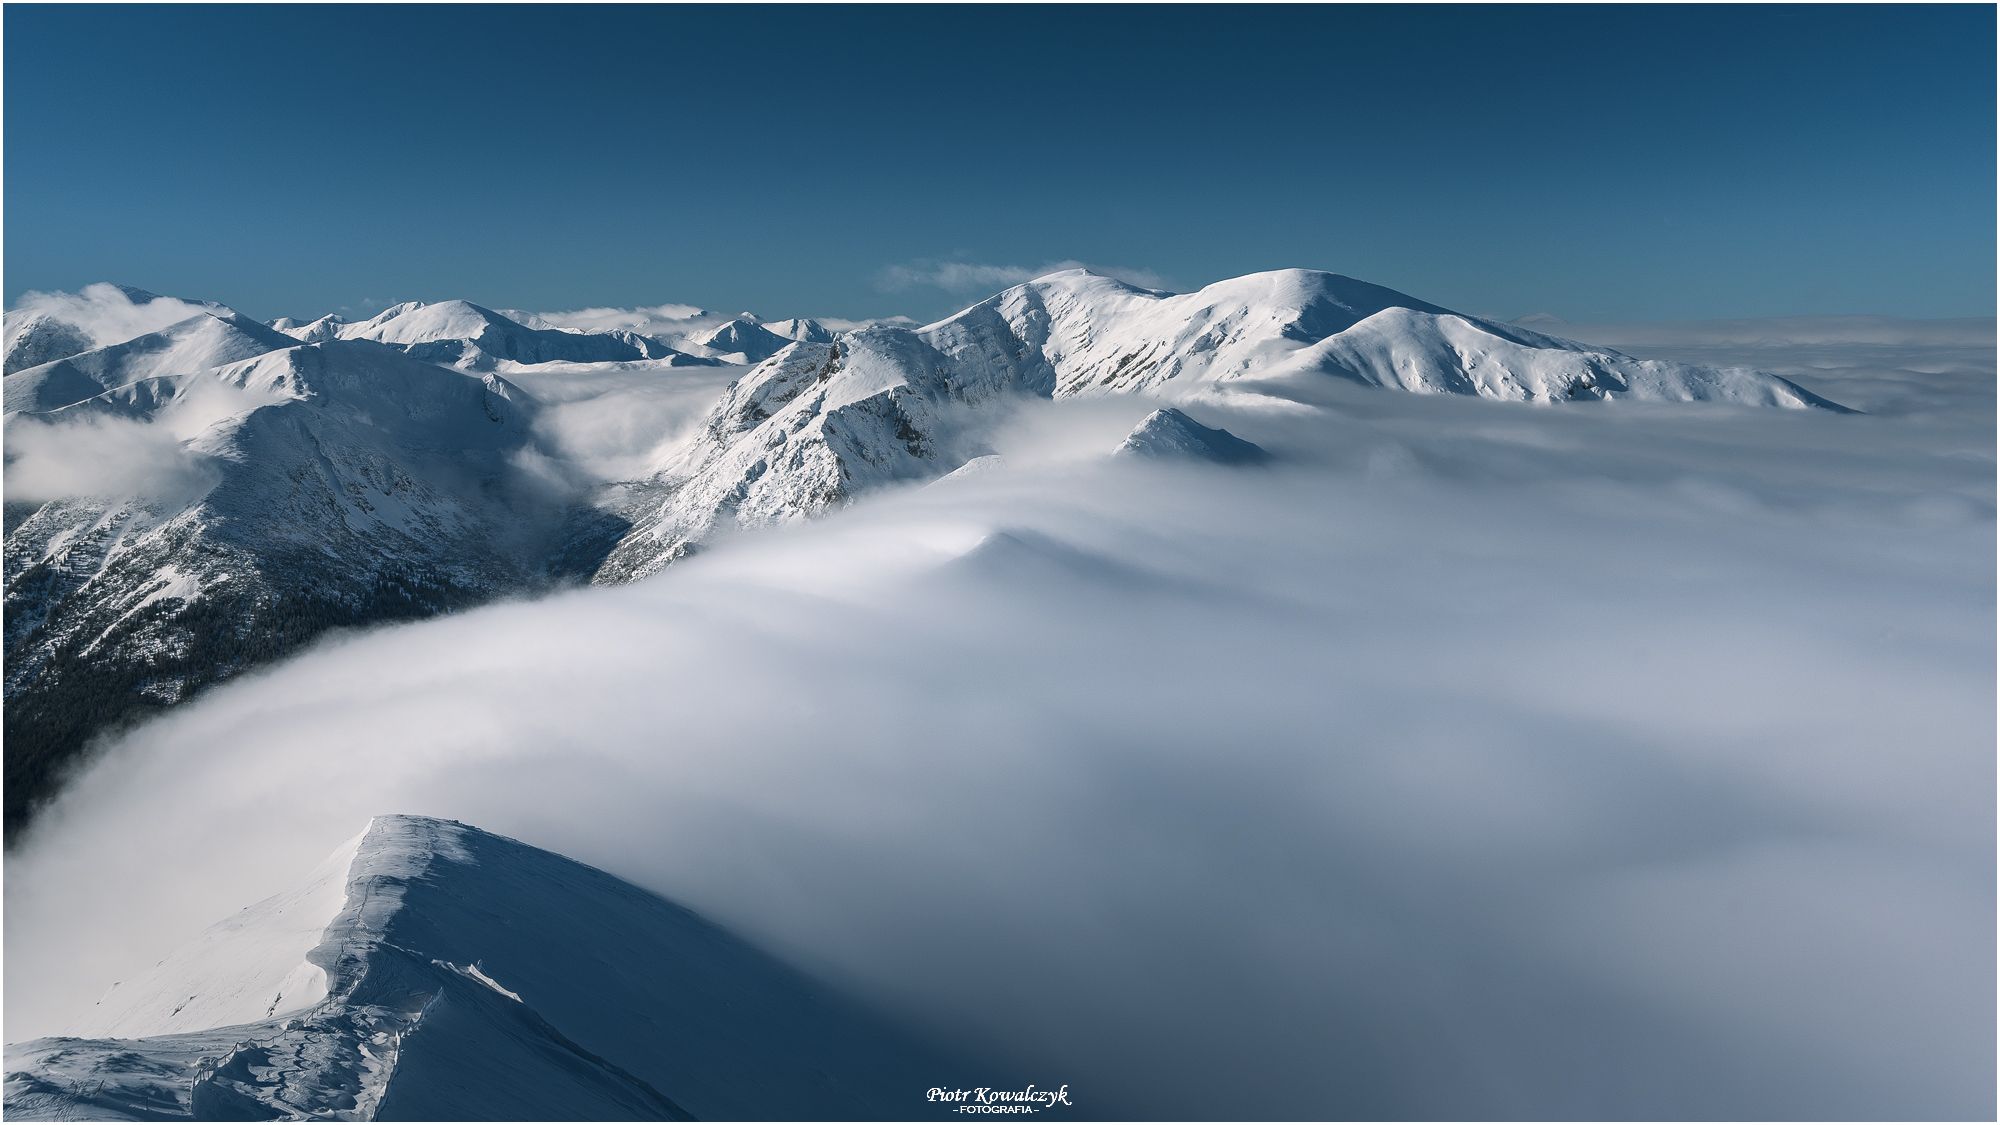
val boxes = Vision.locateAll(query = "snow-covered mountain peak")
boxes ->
[276,311,349,343]
[765,316,835,343]
[340,299,514,345]
[1116,407,1270,464]
[906,265,1451,397]
[3,311,297,416]
[332,300,682,370]
[921,267,1161,332]
[1187,267,1449,331]
[595,266,1852,581]
[691,315,792,363]
[201,340,533,433]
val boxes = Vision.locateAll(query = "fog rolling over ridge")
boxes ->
[0,268,1843,839]
[5,298,1990,1118]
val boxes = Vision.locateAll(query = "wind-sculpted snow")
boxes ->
[4,815,971,1120]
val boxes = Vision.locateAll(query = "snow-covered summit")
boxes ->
[5,815,968,1120]
[765,316,837,344]
[594,267,1850,581]
[912,266,1843,406]
[334,299,679,369]
[273,311,349,343]
[1115,407,1270,464]
[689,315,794,363]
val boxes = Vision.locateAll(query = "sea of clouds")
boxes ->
[5,321,1992,1118]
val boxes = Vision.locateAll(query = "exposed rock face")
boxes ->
[3,342,551,834]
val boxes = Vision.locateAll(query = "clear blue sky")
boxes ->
[6,4,1993,323]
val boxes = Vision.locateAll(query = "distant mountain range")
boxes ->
[1,269,1851,834]
[595,268,1847,580]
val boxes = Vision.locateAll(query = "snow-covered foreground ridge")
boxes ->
[4,815,967,1120]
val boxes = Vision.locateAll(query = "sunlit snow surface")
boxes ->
[7,816,959,1119]
[5,319,1992,1119]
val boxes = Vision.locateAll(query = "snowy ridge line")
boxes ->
[593,267,1853,582]
[5,815,972,1120]
[3,268,1858,836]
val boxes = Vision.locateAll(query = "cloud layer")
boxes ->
[6,328,1992,1118]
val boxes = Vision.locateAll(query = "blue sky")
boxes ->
[6,4,1993,323]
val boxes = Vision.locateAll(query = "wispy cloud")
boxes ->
[5,283,213,348]
[877,259,1173,294]
[4,415,217,506]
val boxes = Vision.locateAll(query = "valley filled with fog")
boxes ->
[7,313,1990,1118]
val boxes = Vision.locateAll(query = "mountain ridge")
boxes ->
[4,814,977,1120]
[593,267,1851,580]
[3,269,1856,829]
[3,340,563,833]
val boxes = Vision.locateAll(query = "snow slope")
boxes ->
[1283,306,1848,407]
[335,300,692,370]
[1114,407,1268,463]
[593,331,997,581]
[274,312,349,343]
[5,815,966,1120]
[688,316,795,364]
[76,829,368,1040]
[765,316,836,344]
[505,305,845,356]
[3,312,296,415]
[917,268,1846,406]
[594,268,1849,580]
